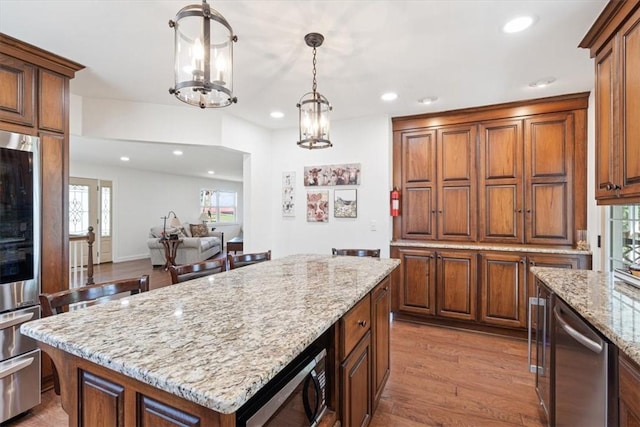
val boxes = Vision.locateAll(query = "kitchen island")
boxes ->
[22,254,400,427]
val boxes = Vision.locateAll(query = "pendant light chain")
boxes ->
[312,46,317,94]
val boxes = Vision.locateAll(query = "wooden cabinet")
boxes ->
[524,113,574,245]
[582,1,640,204]
[396,248,436,316]
[341,332,372,427]
[393,93,588,246]
[399,125,476,241]
[620,355,640,427]
[0,52,35,126]
[338,276,391,426]
[480,252,526,328]
[0,34,83,392]
[393,245,590,332]
[436,251,477,321]
[479,119,523,243]
[371,278,390,410]
[478,113,574,246]
[437,125,477,241]
[395,247,476,322]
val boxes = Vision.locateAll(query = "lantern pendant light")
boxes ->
[297,33,332,149]
[169,0,237,108]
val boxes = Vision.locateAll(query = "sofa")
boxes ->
[147,223,223,266]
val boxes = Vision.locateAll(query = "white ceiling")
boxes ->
[0,0,606,180]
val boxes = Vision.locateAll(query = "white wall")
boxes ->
[70,161,243,262]
[269,115,393,258]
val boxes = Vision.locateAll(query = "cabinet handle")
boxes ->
[358,320,367,327]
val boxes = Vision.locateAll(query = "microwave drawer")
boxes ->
[0,306,39,360]
[340,294,371,360]
[0,349,41,423]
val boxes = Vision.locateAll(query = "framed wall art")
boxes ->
[282,171,295,217]
[306,190,329,222]
[334,189,357,218]
[304,163,361,186]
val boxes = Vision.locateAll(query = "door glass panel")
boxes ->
[69,184,90,235]
[101,186,111,237]
[609,205,640,271]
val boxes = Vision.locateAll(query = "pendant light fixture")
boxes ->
[169,0,237,108]
[297,33,332,149]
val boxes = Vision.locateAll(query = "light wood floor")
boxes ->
[4,258,545,427]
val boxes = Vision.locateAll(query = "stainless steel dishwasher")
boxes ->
[553,297,617,427]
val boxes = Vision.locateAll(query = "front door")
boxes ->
[69,178,113,265]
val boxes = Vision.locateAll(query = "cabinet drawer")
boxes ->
[340,294,371,360]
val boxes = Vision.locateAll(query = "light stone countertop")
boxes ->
[391,240,591,255]
[21,254,400,414]
[532,267,640,366]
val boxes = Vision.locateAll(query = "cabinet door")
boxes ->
[524,113,573,245]
[594,37,618,200]
[341,332,372,427]
[0,53,35,126]
[436,251,477,321]
[39,69,67,133]
[371,278,390,410]
[401,129,436,239]
[620,356,640,427]
[397,249,436,316]
[478,119,524,243]
[437,125,477,241]
[479,253,526,328]
[525,254,581,305]
[619,7,640,198]
[79,371,125,426]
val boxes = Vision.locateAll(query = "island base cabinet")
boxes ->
[371,278,391,411]
[620,355,640,427]
[341,331,372,427]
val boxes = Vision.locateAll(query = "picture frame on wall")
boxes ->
[303,163,361,186]
[282,171,295,217]
[307,190,329,223]
[334,189,357,218]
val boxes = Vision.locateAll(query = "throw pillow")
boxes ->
[190,223,209,237]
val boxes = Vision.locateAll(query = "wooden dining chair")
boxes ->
[38,275,150,394]
[169,258,227,284]
[332,248,381,258]
[227,250,271,270]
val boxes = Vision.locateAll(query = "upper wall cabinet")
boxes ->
[392,93,588,247]
[0,53,35,126]
[581,0,640,204]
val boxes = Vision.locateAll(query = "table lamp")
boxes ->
[198,211,209,225]
[161,211,181,240]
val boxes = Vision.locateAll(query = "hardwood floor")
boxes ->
[5,258,544,427]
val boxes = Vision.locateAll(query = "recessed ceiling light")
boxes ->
[173,150,183,156]
[381,92,398,102]
[503,16,535,33]
[529,77,556,88]
[418,96,439,105]
[120,156,130,162]
[208,170,215,175]
[270,111,284,119]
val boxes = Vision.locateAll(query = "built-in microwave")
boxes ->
[236,347,327,427]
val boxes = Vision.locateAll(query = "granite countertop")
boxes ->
[21,254,400,414]
[532,267,640,366]
[391,240,591,255]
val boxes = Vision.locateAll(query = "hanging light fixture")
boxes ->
[169,0,237,108]
[297,33,332,149]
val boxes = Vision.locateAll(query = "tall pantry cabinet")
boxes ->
[391,93,591,334]
[0,33,84,391]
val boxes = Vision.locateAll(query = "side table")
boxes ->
[161,238,183,270]
[227,237,243,254]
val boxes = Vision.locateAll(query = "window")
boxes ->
[608,205,640,271]
[200,189,237,223]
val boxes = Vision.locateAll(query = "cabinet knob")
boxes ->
[383,286,389,291]
[516,209,523,213]
[605,183,613,191]
[529,261,536,266]
[526,209,531,213]
[520,259,525,264]
[614,184,621,190]
[358,320,367,327]
[438,210,443,214]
